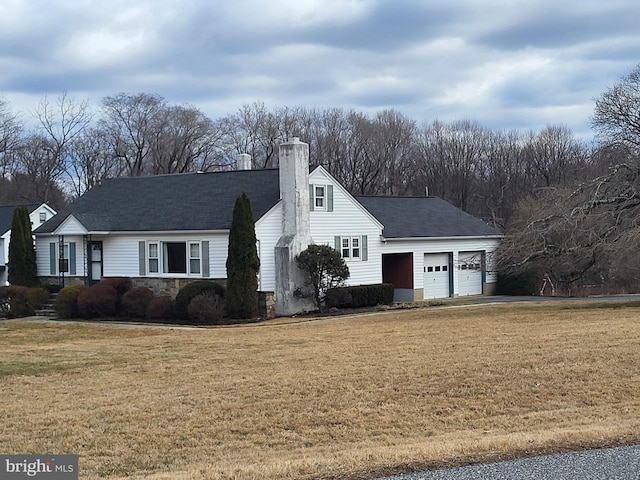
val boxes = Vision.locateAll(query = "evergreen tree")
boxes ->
[8,206,38,286]
[295,244,349,312]
[225,192,260,319]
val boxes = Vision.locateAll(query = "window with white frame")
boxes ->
[148,241,201,275]
[189,242,201,275]
[313,185,326,210]
[336,235,367,261]
[148,242,159,273]
[39,212,47,223]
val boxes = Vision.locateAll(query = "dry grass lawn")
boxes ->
[1,301,640,479]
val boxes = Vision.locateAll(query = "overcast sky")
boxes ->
[1,0,639,139]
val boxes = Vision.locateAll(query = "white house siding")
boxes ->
[35,234,86,280]
[379,237,500,299]
[309,169,384,286]
[255,203,283,292]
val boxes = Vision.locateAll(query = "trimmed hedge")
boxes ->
[53,284,87,318]
[188,293,225,324]
[0,285,49,318]
[77,284,118,319]
[175,281,225,320]
[146,296,175,320]
[122,286,155,318]
[325,283,394,309]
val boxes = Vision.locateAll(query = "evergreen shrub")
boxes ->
[326,283,394,309]
[121,286,155,318]
[53,284,87,318]
[77,284,118,319]
[146,296,175,320]
[188,293,225,324]
[175,281,225,320]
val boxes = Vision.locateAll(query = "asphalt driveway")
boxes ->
[377,444,640,479]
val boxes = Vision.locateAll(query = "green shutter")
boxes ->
[202,241,210,278]
[361,235,368,261]
[69,242,76,275]
[334,236,341,251]
[49,242,56,275]
[327,185,333,211]
[309,184,314,211]
[138,241,146,275]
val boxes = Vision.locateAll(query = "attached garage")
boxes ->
[423,253,451,299]
[458,251,483,296]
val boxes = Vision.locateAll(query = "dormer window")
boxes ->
[314,186,326,210]
[309,184,333,212]
[39,212,47,223]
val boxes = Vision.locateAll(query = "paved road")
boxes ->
[376,444,640,479]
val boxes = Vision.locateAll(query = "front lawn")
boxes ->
[1,301,639,479]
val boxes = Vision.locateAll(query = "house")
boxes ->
[0,203,57,285]
[34,138,502,315]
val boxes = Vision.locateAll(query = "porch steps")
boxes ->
[35,293,58,318]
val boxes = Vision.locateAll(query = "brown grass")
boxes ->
[1,301,639,479]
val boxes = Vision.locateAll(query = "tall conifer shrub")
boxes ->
[225,192,260,319]
[7,206,38,287]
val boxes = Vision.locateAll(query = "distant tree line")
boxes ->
[0,91,601,228]
[2,62,640,294]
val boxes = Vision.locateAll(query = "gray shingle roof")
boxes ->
[35,170,281,233]
[356,195,502,239]
[0,204,40,235]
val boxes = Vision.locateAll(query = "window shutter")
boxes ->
[309,184,314,211]
[327,185,333,211]
[334,236,341,251]
[361,235,368,261]
[201,241,210,278]
[49,242,56,275]
[69,242,76,275]
[138,241,146,275]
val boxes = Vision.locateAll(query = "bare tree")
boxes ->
[592,63,640,153]
[100,92,166,176]
[0,98,23,178]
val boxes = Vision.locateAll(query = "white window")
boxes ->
[148,241,201,275]
[148,242,159,273]
[189,242,201,275]
[39,212,47,223]
[337,235,366,261]
[314,185,326,210]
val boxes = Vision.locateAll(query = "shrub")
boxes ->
[295,244,349,312]
[77,284,118,319]
[97,277,132,314]
[175,281,225,320]
[0,287,10,318]
[326,283,395,309]
[188,293,225,324]
[225,192,260,319]
[53,284,87,319]
[122,286,155,318]
[0,285,49,318]
[146,296,175,320]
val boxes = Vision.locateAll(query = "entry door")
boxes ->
[424,253,451,299]
[88,241,103,285]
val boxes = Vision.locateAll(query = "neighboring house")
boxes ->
[34,138,502,314]
[0,203,57,286]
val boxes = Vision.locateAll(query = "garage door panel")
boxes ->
[458,251,483,296]
[424,253,450,299]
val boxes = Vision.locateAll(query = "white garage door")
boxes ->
[458,251,483,296]
[424,253,450,299]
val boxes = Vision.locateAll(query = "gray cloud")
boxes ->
[0,0,639,139]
